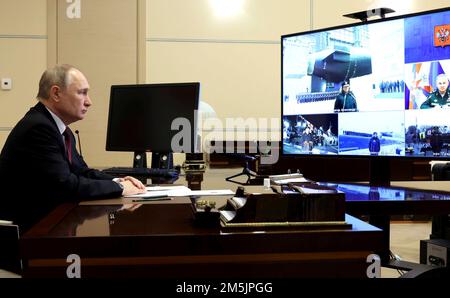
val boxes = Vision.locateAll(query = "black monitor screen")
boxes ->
[106,83,200,153]
[282,8,450,158]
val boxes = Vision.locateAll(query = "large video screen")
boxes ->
[282,8,450,158]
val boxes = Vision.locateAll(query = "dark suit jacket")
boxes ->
[0,102,122,233]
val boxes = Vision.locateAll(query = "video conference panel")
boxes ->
[282,8,450,157]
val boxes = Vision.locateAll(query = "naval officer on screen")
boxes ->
[334,80,358,112]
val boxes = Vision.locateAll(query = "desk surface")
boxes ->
[20,168,384,278]
[318,181,450,216]
[21,206,382,278]
[391,180,450,192]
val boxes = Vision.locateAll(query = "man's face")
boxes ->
[342,85,350,93]
[437,77,449,93]
[56,69,92,125]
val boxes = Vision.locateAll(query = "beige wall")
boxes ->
[47,0,145,167]
[146,0,311,123]
[0,0,47,149]
[313,0,450,29]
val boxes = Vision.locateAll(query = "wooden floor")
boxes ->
[0,221,433,278]
[382,221,432,278]
[0,269,20,278]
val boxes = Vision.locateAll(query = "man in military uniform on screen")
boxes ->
[420,74,450,109]
[334,80,358,112]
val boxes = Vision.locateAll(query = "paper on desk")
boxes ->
[189,189,235,196]
[125,186,190,198]
[145,185,190,192]
[125,188,234,198]
[272,177,310,184]
[125,188,190,198]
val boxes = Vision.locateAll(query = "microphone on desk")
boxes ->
[75,130,83,158]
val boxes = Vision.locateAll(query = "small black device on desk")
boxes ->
[102,167,179,178]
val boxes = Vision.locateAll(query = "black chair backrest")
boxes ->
[432,163,450,181]
[0,222,21,274]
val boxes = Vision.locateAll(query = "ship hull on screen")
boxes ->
[282,8,450,158]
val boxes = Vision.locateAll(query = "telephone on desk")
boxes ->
[219,184,349,230]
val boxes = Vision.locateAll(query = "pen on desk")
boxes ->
[132,197,171,202]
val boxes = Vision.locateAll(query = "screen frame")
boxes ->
[105,82,200,154]
[281,6,450,162]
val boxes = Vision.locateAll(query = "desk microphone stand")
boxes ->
[225,161,260,185]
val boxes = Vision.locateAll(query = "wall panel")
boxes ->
[0,0,47,149]
[148,0,311,40]
[312,0,450,29]
[147,41,280,120]
[0,0,47,36]
[50,0,144,167]
[147,0,311,131]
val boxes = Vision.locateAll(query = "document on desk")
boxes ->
[269,173,310,185]
[271,177,311,185]
[125,189,188,198]
[188,189,235,196]
[124,187,234,198]
[145,185,190,192]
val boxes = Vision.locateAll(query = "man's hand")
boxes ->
[122,176,146,190]
[118,176,146,196]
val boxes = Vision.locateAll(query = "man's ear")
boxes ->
[49,85,61,102]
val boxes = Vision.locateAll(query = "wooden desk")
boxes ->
[20,169,383,278]
[321,181,450,264]
[183,171,450,266]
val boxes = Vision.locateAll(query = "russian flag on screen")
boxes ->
[405,61,446,109]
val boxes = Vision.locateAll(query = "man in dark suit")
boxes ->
[0,64,145,233]
[368,132,381,155]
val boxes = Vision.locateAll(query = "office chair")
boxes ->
[432,162,450,180]
[0,220,22,276]
[430,163,450,240]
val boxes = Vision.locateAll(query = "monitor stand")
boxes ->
[368,156,392,263]
[369,156,391,186]
[133,151,147,168]
[151,152,173,169]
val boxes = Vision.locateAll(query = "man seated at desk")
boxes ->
[0,64,146,234]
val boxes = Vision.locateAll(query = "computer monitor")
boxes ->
[281,7,450,184]
[106,82,200,169]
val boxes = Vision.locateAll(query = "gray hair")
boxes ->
[37,64,76,100]
[436,73,449,83]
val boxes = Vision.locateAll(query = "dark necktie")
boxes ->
[63,127,73,164]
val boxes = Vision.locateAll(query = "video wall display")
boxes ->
[282,8,450,157]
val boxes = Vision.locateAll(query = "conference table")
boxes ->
[20,167,384,278]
